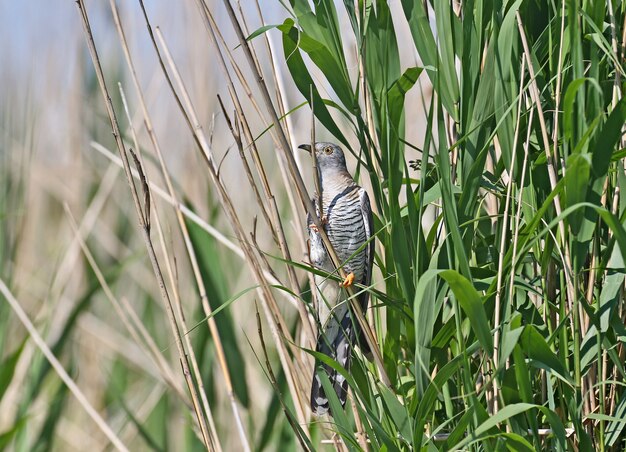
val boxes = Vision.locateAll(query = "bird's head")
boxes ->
[298,142,347,173]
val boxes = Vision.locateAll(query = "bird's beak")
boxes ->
[298,144,312,154]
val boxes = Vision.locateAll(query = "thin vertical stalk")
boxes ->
[516,19,582,417]
[493,58,526,413]
[118,82,222,449]
[75,1,213,449]
[193,0,316,348]
[220,0,391,388]
[136,3,310,425]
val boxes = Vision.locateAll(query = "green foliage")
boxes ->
[270,0,626,449]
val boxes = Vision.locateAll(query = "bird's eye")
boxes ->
[324,146,333,154]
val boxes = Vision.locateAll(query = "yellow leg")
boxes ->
[340,272,355,288]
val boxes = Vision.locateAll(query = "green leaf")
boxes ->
[400,0,458,118]
[413,353,463,446]
[0,340,24,401]
[562,78,602,147]
[591,96,626,179]
[279,19,350,148]
[519,326,572,385]
[452,404,550,449]
[440,270,494,355]
[379,385,412,441]
[606,393,626,446]
[564,153,591,235]
[387,67,423,133]
[245,24,281,42]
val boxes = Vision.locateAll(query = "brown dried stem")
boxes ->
[220,0,391,388]
[75,1,213,449]
[134,1,309,425]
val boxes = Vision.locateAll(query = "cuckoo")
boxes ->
[299,142,374,416]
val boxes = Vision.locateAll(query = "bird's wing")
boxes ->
[354,187,374,357]
[359,187,374,310]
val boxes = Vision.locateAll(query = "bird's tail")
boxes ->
[310,308,357,416]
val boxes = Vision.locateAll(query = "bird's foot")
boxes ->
[340,272,355,288]
[309,216,328,233]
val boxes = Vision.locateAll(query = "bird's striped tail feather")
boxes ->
[310,309,357,416]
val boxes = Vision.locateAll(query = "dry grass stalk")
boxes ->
[0,278,129,452]
[251,0,309,213]
[118,72,223,448]
[109,1,257,446]
[517,13,589,417]
[134,1,310,427]
[218,91,316,345]
[154,21,310,420]
[220,0,391,389]
[90,140,300,309]
[75,1,214,449]
[196,3,318,358]
[196,0,318,355]
[256,303,312,451]
[64,205,187,403]
[123,91,223,448]
[493,58,527,413]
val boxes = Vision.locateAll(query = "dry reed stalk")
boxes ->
[218,93,316,345]
[546,0,594,416]
[152,23,304,423]
[250,4,319,359]
[251,0,309,210]
[150,177,223,448]
[117,78,223,449]
[135,1,309,426]
[517,14,586,415]
[307,85,323,331]
[217,96,277,244]
[196,0,317,355]
[195,6,300,250]
[0,278,129,452]
[90,141,300,308]
[220,0,391,388]
[109,1,258,446]
[75,1,214,449]
[256,304,312,451]
[65,205,187,402]
[350,396,369,451]
[516,14,572,282]
[493,58,526,413]
[198,4,318,360]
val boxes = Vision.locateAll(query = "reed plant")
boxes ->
[2,0,626,450]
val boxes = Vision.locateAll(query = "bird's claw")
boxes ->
[309,216,328,233]
[340,272,355,288]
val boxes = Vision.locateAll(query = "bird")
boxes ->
[299,141,374,416]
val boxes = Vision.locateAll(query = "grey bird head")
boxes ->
[298,142,347,173]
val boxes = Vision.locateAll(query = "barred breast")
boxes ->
[322,183,367,282]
